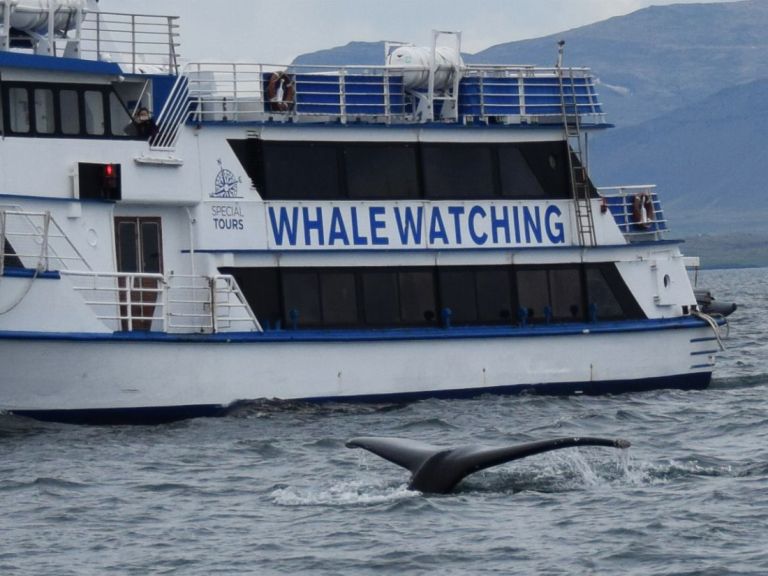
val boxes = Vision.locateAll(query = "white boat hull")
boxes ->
[0,320,717,422]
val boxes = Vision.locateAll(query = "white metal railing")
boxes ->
[79,11,180,74]
[61,271,262,334]
[152,61,605,149]
[0,208,91,275]
[597,185,668,240]
[0,6,179,73]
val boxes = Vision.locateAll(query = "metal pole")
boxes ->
[47,0,55,55]
[42,211,51,271]
[0,210,6,276]
[131,14,136,74]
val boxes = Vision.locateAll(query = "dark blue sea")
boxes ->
[1,268,766,575]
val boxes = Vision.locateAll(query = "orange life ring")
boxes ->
[267,72,295,112]
[632,193,655,229]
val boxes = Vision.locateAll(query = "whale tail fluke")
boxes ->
[347,436,630,494]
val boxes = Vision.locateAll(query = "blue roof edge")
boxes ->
[0,51,123,75]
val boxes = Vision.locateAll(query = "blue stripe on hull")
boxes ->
[10,372,711,426]
[13,404,227,426]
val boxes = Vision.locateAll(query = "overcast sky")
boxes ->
[101,0,741,63]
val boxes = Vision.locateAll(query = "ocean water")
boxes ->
[1,268,766,575]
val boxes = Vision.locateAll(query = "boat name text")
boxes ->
[267,203,567,249]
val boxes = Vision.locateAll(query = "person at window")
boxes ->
[126,107,158,140]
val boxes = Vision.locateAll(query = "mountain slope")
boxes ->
[589,78,768,234]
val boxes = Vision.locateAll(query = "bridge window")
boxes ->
[34,89,55,134]
[60,90,81,135]
[84,90,105,136]
[110,92,133,137]
[8,87,30,133]
[0,82,151,140]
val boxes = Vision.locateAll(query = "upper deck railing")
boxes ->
[0,5,179,75]
[152,61,605,149]
[598,185,668,242]
[79,11,180,74]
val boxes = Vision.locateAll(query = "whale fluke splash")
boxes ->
[346,436,631,494]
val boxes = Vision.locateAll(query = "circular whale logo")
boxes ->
[212,159,242,198]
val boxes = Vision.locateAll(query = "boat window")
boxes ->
[422,144,496,199]
[116,221,139,273]
[223,263,645,330]
[34,89,55,134]
[585,264,644,320]
[399,270,437,324]
[140,221,162,274]
[516,268,550,322]
[519,142,571,199]
[476,268,513,322]
[344,143,420,199]
[221,267,282,329]
[60,90,81,135]
[362,270,400,325]
[84,90,105,135]
[585,266,623,319]
[320,271,359,326]
[549,267,583,321]
[438,269,479,324]
[262,142,340,199]
[8,87,30,133]
[109,92,133,137]
[498,145,547,198]
[282,270,322,326]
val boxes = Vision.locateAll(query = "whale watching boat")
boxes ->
[0,3,734,424]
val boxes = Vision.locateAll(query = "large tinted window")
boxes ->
[282,270,321,326]
[345,143,419,199]
[320,271,359,326]
[476,269,513,323]
[516,268,549,322]
[499,145,546,198]
[362,271,399,325]
[221,263,642,330]
[519,141,570,199]
[549,267,583,321]
[262,142,339,199]
[422,144,495,198]
[398,270,437,324]
[439,269,478,324]
[222,267,282,329]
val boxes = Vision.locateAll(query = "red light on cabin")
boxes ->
[105,164,114,177]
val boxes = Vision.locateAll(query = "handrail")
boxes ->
[79,11,180,74]
[0,208,91,273]
[61,270,262,334]
[597,185,668,240]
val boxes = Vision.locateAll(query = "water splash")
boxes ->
[270,479,419,507]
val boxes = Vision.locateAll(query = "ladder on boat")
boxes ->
[557,41,596,247]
